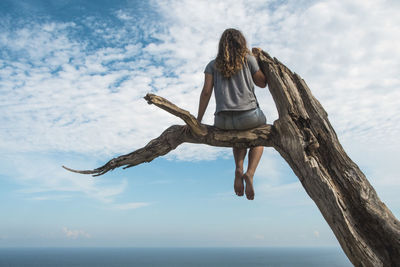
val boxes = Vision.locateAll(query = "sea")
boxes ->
[0,247,353,267]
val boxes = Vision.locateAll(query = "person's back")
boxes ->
[205,54,259,113]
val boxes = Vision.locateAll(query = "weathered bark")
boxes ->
[63,49,400,266]
[63,121,274,176]
[255,50,400,267]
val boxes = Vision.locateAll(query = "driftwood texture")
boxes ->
[63,49,400,266]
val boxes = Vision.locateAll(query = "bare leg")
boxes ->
[233,147,247,196]
[244,146,264,200]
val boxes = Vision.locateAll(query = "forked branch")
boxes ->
[63,94,275,176]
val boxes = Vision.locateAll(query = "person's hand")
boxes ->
[252,47,262,57]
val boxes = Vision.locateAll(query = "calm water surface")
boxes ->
[0,247,353,267]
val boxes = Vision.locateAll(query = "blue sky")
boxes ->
[0,0,399,248]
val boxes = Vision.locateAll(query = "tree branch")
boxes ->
[63,95,275,176]
[144,93,207,137]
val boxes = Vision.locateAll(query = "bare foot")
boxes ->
[243,173,255,200]
[234,168,244,196]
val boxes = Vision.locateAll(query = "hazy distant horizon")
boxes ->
[0,247,353,266]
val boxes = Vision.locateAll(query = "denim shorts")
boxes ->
[214,107,266,130]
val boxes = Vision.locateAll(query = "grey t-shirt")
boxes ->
[204,54,260,114]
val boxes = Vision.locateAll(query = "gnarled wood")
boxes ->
[144,93,208,137]
[63,49,400,266]
[62,122,275,176]
[256,50,400,267]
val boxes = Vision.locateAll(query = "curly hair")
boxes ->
[215,28,250,78]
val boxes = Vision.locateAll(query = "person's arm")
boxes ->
[252,70,267,88]
[251,47,268,88]
[197,73,214,123]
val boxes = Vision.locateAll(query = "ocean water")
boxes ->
[0,247,353,267]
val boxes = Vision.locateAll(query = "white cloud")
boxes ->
[2,1,398,156]
[29,195,72,201]
[0,20,178,156]
[112,202,151,210]
[314,230,320,238]
[115,10,133,21]
[1,0,400,206]
[62,227,91,239]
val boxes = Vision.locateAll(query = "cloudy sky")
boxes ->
[0,0,399,247]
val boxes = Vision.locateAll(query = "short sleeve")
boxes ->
[204,59,215,74]
[247,55,260,75]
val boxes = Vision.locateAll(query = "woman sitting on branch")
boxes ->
[197,28,268,200]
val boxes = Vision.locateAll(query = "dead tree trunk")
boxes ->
[63,49,400,266]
